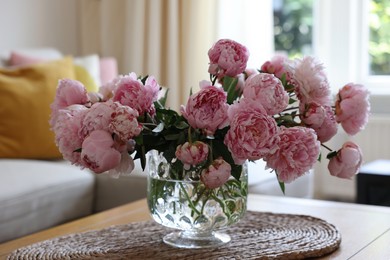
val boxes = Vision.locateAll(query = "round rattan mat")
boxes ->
[8,211,341,260]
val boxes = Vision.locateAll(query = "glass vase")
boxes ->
[147,150,248,249]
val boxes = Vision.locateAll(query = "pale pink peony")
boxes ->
[301,103,338,142]
[109,102,142,141]
[51,79,90,112]
[200,158,231,189]
[50,79,90,126]
[175,141,209,170]
[208,39,249,78]
[288,56,331,106]
[181,82,229,136]
[264,126,320,183]
[79,101,114,139]
[88,92,103,104]
[243,73,289,115]
[224,98,279,165]
[328,141,363,179]
[81,130,121,173]
[261,54,290,80]
[52,105,88,165]
[107,152,135,177]
[113,73,160,115]
[99,75,123,101]
[335,83,370,135]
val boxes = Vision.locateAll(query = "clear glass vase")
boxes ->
[147,150,248,248]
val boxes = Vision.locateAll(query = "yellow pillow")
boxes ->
[74,64,99,92]
[0,57,76,159]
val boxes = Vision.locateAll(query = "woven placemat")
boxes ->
[7,211,341,260]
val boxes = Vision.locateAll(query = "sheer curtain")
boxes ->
[78,0,273,110]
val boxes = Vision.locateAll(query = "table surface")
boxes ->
[1,194,390,259]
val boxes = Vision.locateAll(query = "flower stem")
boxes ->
[321,143,333,152]
[179,182,201,215]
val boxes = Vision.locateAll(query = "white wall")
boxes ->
[0,0,79,55]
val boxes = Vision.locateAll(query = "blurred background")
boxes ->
[1,0,389,202]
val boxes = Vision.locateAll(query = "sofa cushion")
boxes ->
[0,57,75,159]
[0,159,95,243]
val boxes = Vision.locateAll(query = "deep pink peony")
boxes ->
[81,130,122,174]
[175,141,209,170]
[261,54,290,80]
[181,82,229,136]
[265,126,320,183]
[328,142,363,179]
[243,73,289,115]
[109,102,142,141]
[288,56,331,106]
[208,39,249,78]
[113,73,160,115]
[301,103,338,142]
[224,98,279,165]
[200,158,231,189]
[335,83,370,135]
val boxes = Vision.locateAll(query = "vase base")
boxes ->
[163,230,231,249]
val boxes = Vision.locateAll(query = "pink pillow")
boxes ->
[99,57,118,85]
[9,52,45,67]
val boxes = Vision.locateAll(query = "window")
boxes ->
[273,0,313,58]
[369,0,390,76]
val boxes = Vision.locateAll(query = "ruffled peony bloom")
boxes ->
[208,39,249,78]
[243,73,289,115]
[109,102,142,141]
[175,141,209,170]
[81,130,121,173]
[224,98,279,165]
[50,79,90,125]
[328,141,363,179]
[79,101,114,139]
[200,158,231,189]
[288,56,331,106]
[335,83,370,135]
[261,54,290,80]
[52,105,88,165]
[51,79,90,112]
[301,103,338,142]
[264,126,320,183]
[113,73,160,115]
[181,82,229,136]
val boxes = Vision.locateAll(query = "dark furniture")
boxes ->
[356,160,390,206]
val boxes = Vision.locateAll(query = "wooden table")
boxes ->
[1,194,390,259]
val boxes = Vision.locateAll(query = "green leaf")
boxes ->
[174,120,189,130]
[222,76,239,104]
[140,75,149,85]
[278,180,286,195]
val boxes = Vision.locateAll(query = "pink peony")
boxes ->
[81,130,121,173]
[261,54,290,80]
[243,73,289,115]
[109,102,142,141]
[288,56,331,106]
[264,126,320,183]
[88,92,103,104]
[200,158,231,189]
[335,83,370,135]
[107,152,135,177]
[113,73,160,115]
[51,79,90,112]
[175,141,209,170]
[52,105,88,165]
[224,98,279,165]
[301,103,338,142]
[79,101,114,139]
[99,75,123,101]
[208,39,249,78]
[328,141,363,179]
[181,82,229,136]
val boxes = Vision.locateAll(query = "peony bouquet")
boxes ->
[50,39,370,192]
